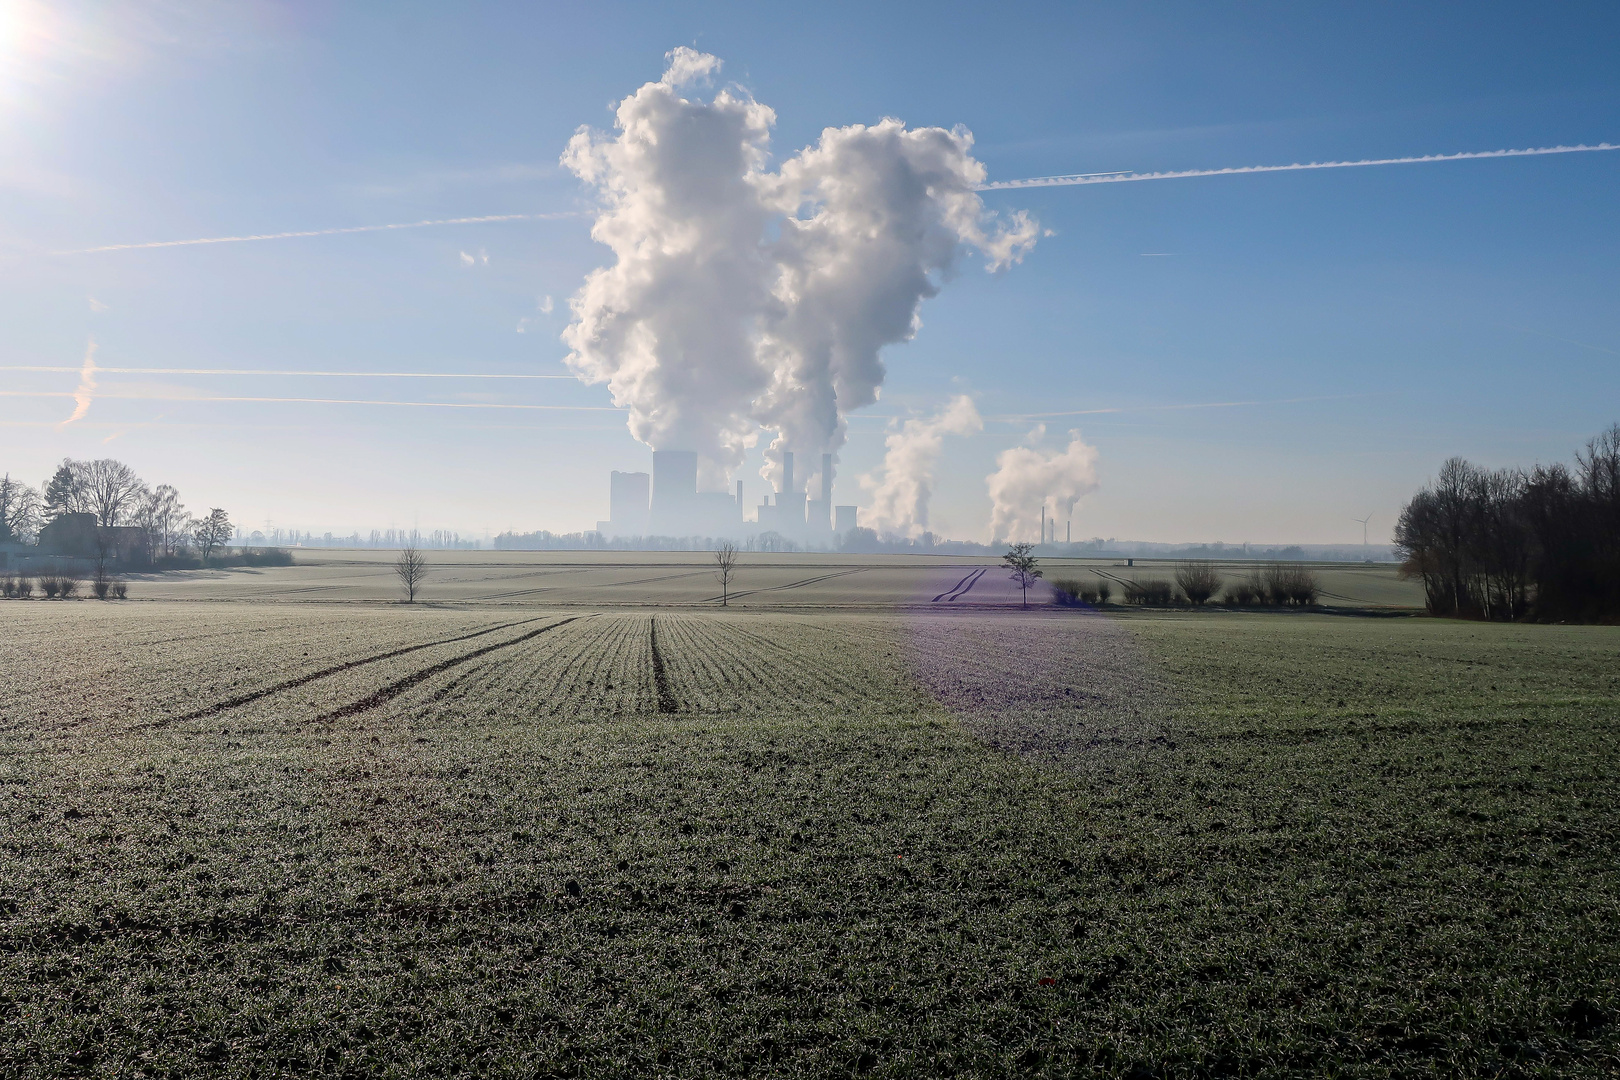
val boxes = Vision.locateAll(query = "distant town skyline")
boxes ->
[4,3,1618,544]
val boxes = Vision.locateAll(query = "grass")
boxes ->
[0,602,1615,1077]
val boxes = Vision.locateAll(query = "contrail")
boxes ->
[978,142,1619,190]
[989,392,1373,422]
[59,339,99,427]
[0,366,574,379]
[2,391,619,412]
[49,212,577,255]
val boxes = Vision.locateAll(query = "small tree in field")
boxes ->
[1002,542,1042,608]
[395,546,427,603]
[193,509,232,563]
[714,542,738,606]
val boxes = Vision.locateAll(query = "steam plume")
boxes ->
[859,395,982,538]
[562,48,1036,488]
[986,428,1099,542]
[59,339,98,426]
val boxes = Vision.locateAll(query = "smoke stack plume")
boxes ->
[859,395,982,538]
[782,451,794,495]
[986,428,1099,543]
[562,48,1038,491]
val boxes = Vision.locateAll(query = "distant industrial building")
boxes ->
[599,448,857,544]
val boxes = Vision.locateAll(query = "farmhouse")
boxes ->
[37,513,148,561]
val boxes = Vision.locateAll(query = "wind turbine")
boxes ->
[1353,513,1373,548]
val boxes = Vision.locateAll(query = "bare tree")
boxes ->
[79,459,147,526]
[714,542,738,606]
[193,509,232,563]
[1001,542,1042,608]
[395,546,427,603]
[136,484,190,559]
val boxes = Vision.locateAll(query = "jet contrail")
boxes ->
[59,339,99,427]
[49,212,577,255]
[2,390,619,411]
[988,392,1373,421]
[978,142,1619,190]
[0,365,574,379]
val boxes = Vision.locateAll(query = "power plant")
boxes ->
[597,450,858,544]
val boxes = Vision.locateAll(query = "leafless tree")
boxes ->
[395,546,427,603]
[1001,542,1042,608]
[136,484,190,559]
[79,459,147,526]
[193,509,232,562]
[714,542,738,606]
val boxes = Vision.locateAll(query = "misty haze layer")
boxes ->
[561,48,1037,495]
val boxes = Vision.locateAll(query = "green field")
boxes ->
[2,566,1616,1076]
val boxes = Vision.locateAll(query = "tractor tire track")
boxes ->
[157,616,552,727]
[649,617,679,714]
[932,566,987,603]
[319,617,584,720]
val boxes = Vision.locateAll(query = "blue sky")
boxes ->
[3,1,1617,544]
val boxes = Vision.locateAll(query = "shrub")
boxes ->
[1257,563,1320,606]
[1175,561,1224,606]
[240,547,295,567]
[1049,579,1084,606]
[14,575,32,599]
[1051,578,1107,606]
[1124,579,1174,605]
[39,574,61,598]
[0,574,13,598]
[59,576,81,599]
[112,581,128,600]
[1224,581,1258,606]
[1096,580,1112,604]
[93,575,111,600]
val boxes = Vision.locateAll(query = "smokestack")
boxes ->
[782,451,794,495]
[736,479,743,506]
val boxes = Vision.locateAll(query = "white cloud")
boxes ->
[986,429,1100,542]
[661,45,721,88]
[460,251,475,266]
[539,295,554,314]
[88,296,109,313]
[859,395,982,538]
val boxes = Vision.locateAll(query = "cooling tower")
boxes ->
[609,470,650,536]
[650,450,698,534]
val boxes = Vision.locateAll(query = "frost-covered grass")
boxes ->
[0,604,1616,1077]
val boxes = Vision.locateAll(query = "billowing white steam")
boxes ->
[986,428,1100,542]
[562,48,1037,489]
[859,395,982,538]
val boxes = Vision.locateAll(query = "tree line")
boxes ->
[1395,424,1619,621]
[0,458,234,564]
